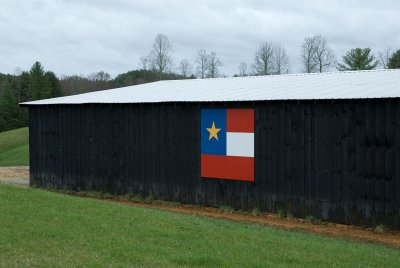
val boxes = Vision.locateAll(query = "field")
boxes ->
[0,127,29,166]
[0,183,399,267]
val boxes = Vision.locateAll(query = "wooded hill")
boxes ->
[0,62,191,132]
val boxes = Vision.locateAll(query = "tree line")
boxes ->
[0,61,188,132]
[0,33,399,132]
[142,34,400,77]
[0,62,63,132]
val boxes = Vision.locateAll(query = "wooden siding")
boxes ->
[28,99,400,228]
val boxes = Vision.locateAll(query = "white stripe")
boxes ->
[226,132,254,157]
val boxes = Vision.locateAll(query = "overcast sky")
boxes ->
[1,0,399,78]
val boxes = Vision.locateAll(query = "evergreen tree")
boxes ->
[388,49,400,69]
[18,71,30,102]
[337,48,378,71]
[45,71,62,97]
[13,71,30,127]
[28,61,52,100]
[0,81,19,131]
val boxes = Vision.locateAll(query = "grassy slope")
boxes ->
[0,127,29,166]
[0,184,398,267]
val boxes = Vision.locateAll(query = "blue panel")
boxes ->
[201,109,226,155]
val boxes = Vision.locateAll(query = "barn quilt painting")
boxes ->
[200,108,254,181]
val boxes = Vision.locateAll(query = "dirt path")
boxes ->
[0,166,29,186]
[67,192,400,248]
[1,166,399,248]
[120,201,400,248]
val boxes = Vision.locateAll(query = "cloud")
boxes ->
[0,0,399,77]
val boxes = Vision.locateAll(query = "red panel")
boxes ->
[201,154,254,181]
[226,109,254,133]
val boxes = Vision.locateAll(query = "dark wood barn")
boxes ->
[21,70,400,229]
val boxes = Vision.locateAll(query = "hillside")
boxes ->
[0,127,29,166]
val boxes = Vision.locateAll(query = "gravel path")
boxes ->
[0,166,29,186]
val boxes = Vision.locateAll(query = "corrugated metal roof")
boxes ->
[21,69,400,105]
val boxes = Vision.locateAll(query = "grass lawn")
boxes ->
[0,127,29,166]
[0,184,399,267]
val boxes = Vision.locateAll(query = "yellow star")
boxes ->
[206,121,221,141]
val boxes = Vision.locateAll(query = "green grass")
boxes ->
[0,184,399,267]
[0,127,29,166]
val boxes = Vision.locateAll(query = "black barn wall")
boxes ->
[27,100,400,228]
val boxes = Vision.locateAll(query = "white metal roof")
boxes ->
[21,69,400,105]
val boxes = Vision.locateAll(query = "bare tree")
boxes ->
[13,67,22,76]
[148,34,173,74]
[88,71,111,82]
[238,62,248,76]
[178,59,192,77]
[313,35,335,72]
[301,36,318,73]
[378,47,393,69]
[273,45,289,74]
[301,35,335,73]
[139,56,150,70]
[207,51,222,78]
[196,49,209,79]
[253,42,275,75]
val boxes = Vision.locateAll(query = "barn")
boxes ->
[21,69,400,229]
